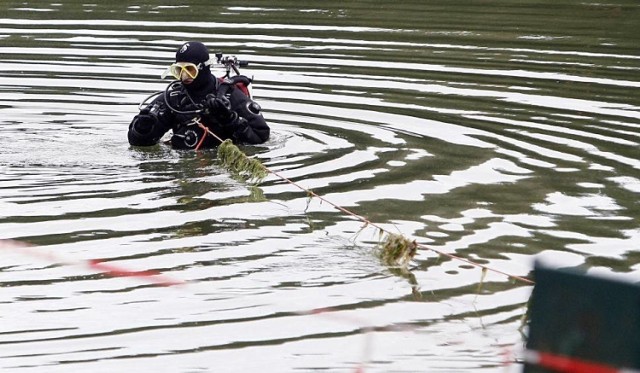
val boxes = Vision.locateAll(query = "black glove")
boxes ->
[234,117,249,133]
[205,94,237,125]
[131,113,157,136]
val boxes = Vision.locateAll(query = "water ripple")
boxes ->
[1,3,639,372]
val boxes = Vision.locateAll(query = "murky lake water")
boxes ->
[1,1,639,372]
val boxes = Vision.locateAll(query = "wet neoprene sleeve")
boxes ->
[228,89,270,144]
[127,96,174,146]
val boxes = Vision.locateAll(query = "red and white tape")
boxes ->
[0,239,185,287]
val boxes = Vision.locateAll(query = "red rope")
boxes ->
[194,122,208,150]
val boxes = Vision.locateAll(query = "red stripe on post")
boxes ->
[527,350,636,373]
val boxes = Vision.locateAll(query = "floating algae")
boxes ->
[217,139,269,184]
[378,232,417,267]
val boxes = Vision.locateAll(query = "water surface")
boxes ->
[1,1,639,372]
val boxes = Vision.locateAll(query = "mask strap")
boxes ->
[201,59,213,69]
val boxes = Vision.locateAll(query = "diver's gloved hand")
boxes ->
[231,117,250,141]
[205,94,237,125]
[131,110,158,136]
[234,117,249,133]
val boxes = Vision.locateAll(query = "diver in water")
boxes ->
[128,41,269,149]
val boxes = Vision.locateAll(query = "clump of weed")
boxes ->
[217,139,269,184]
[378,233,417,266]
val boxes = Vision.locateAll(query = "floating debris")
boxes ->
[378,233,417,267]
[217,139,269,183]
[477,267,488,295]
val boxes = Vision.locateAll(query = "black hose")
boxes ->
[162,80,203,115]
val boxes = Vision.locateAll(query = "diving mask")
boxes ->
[161,60,212,80]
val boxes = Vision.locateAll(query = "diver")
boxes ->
[128,41,269,149]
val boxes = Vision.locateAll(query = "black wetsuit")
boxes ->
[128,72,269,149]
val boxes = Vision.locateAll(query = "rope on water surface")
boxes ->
[197,118,534,286]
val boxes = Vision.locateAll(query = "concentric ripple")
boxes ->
[1,2,639,372]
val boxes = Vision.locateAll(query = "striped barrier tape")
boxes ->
[0,239,185,287]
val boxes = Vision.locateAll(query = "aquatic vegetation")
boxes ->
[216,139,269,183]
[304,190,314,213]
[378,232,417,267]
[477,267,488,294]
